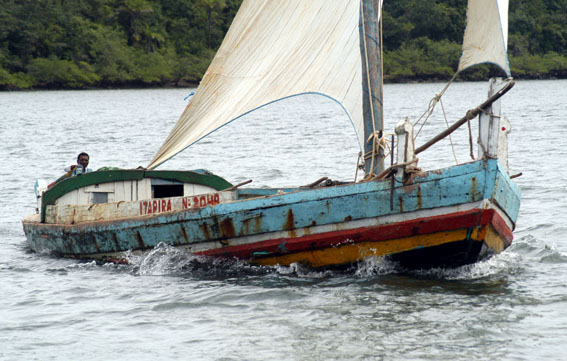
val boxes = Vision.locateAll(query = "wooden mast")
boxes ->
[360,0,384,176]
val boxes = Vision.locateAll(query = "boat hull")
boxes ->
[239,206,511,269]
[23,159,520,269]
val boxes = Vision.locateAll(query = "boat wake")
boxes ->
[125,243,271,278]
[113,240,555,281]
[354,256,399,277]
[26,236,563,282]
[395,234,567,280]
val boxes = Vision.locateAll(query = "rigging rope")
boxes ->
[362,131,393,181]
[440,98,459,164]
[413,72,458,141]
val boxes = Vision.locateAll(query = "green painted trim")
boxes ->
[41,169,232,223]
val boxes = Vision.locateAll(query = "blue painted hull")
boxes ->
[23,159,521,268]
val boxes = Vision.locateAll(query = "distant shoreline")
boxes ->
[2,74,565,92]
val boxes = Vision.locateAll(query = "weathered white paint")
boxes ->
[138,179,151,200]
[45,190,237,224]
[114,181,130,203]
[478,78,506,159]
[184,183,218,196]
[395,117,416,178]
[54,179,222,211]
[57,181,119,206]
[498,116,511,172]
[84,183,115,193]
[23,213,41,223]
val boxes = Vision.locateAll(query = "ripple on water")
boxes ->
[3,81,567,360]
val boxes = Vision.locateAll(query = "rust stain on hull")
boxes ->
[241,218,251,236]
[112,233,121,250]
[471,177,477,198]
[200,223,211,240]
[254,215,262,233]
[284,209,296,238]
[240,213,263,236]
[220,218,236,238]
[180,225,189,242]
[135,231,145,249]
[284,209,295,231]
[402,183,418,194]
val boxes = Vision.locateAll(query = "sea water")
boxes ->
[1,80,566,360]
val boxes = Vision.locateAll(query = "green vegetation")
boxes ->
[0,0,237,89]
[383,0,567,82]
[1,0,565,90]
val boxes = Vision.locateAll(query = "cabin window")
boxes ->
[92,192,108,204]
[151,179,184,199]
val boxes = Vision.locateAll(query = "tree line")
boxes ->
[1,0,565,90]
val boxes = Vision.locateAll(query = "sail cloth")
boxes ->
[458,0,510,76]
[148,0,371,169]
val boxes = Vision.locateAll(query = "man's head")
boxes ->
[77,152,89,169]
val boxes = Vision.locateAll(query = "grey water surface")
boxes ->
[1,80,566,360]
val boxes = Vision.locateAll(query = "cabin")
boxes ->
[32,170,236,224]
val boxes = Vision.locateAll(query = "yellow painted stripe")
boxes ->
[470,224,507,252]
[252,226,508,268]
[252,229,470,268]
[482,225,507,253]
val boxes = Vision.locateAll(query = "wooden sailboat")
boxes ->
[23,0,521,269]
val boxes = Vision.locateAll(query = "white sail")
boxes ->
[457,0,510,76]
[148,0,369,169]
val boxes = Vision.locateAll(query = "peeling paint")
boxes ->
[220,218,236,238]
[254,215,262,233]
[200,222,211,240]
[402,183,418,194]
[180,225,189,242]
[135,231,145,249]
[471,177,477,199]
[112,233,121,250]
[241,217,251,236]
[278,241,288,253]
[284,209,295,231]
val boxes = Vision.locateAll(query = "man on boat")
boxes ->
[47,152,93,189]
[64,152,92,177]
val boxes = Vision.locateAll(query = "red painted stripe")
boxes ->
[489,210,514,245]
[196,208,513,259]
